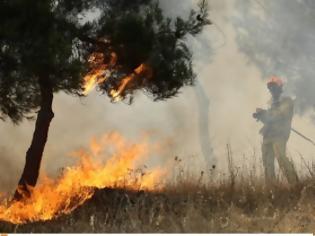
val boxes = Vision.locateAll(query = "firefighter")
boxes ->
[253,76,299,185]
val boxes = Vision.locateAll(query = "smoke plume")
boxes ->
[1,0,315,192]
[233,0,315,115]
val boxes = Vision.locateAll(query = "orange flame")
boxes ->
[110,63,152,102]
[82,49,152,101]
[0,132,166,224]
[82,52,117,95]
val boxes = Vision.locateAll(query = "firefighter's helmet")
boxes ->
[267,76,284,87]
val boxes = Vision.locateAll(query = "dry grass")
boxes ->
[1,177,315,232]
[1,155,315,233]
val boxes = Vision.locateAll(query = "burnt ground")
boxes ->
[1,179,315,233]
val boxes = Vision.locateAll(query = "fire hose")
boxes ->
[291,128,315,147]
[253,111,315,146]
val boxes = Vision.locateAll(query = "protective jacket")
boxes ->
[259,96,294,141]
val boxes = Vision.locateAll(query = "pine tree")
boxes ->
[0,0,210,200]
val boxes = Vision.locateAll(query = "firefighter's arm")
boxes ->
[260,98,293,123]
[253,108,268,122]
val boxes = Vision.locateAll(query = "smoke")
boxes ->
[1,0,315,192]
[194,81,216,169]
[160,0,315,172]
[0,147,21,193]
[233,0,315,115]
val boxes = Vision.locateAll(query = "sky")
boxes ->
[1,0,315,192]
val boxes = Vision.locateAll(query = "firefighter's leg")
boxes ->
[273,140,299,185]
[262,140,276,184]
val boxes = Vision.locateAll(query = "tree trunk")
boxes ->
[14,77,54,200]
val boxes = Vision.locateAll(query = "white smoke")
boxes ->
[1,0,315,192]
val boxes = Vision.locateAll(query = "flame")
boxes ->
[109,73,134,101]
[109,63,152,102]
[82,67,107,95]
[0,132,167,224]
[82,52,117,95]
[82,49,152,101]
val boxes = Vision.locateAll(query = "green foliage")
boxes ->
[0,0,210,123]
[96,0,210,101]
[0,0,87,122]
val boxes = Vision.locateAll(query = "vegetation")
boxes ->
[0,0,209,198]
[1,158,315,233]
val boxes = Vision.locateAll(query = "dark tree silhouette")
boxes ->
[0,0,210,199]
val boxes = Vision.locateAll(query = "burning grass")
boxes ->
[1,133,315,233]
[0,132,166,224]
[1,175,315,233]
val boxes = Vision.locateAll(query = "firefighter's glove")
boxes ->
[253,108,266,121]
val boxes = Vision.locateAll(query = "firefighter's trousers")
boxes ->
[262,139,299,185]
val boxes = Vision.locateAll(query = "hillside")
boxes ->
[1,179,315,233]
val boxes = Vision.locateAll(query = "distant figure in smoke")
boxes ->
[253,76,299,185]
